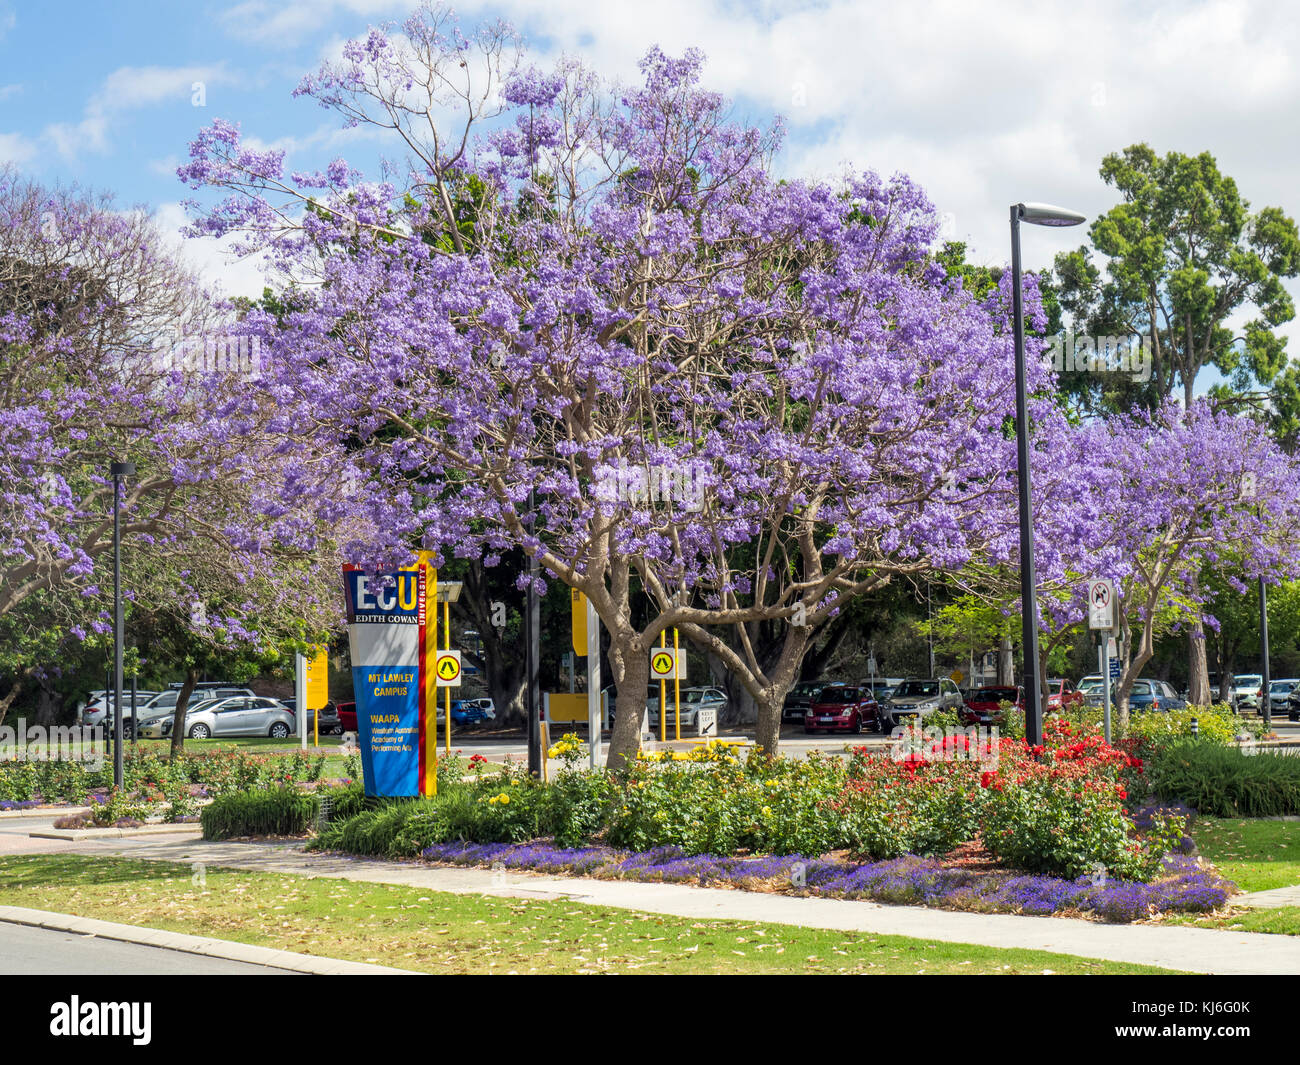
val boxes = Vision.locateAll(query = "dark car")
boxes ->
[804,685,884,735]
[783,679,826,722]
[1125,679,1187,713]
[1287,687,1300,722]
[960,685,1022,727]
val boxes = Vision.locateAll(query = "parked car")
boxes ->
[647,686,728,730]
[1044,677,1084,713]
[79,691,160,729]
[960,685,1022,727]
[804,685,884,735]
[456,697,496,721]
[276,700,342,736]
[1229,674,1264,712]
[1259,679,1299,717]
[782,679,827,722]
[879,677,964,730]
[139,696,296,739]
[1287,686,1300,722]
[128,687,252,733]
[1125,679,1187,714]
[858,677,903,703]
[336,701,357,732]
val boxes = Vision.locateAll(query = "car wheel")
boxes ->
[269,722,290,739]
[850,714,862,735]
[188,723,210,739]
[878,716,893,734]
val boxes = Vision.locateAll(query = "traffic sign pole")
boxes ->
[659,631,666,744]
[1101,633,1111,744]
[673,627,681,742]
[587,594,600,770]
[444,597,451,756]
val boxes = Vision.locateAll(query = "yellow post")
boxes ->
[444,597,451,756]
[426,565,438,797]
[674,627,681,741]
[313,702,319,747]
[658,630,666,744]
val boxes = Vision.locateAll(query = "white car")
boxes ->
[139,695,295,739]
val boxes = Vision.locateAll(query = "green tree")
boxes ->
[1055,144,1300,412]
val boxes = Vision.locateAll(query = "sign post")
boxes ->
[586,595,601,770]
[1088,579,1116,742]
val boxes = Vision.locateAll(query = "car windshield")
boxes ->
[815,688,859,704]
[972,688,1017,701]
[895,681,938,697]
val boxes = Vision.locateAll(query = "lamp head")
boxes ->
[1015,202,1086,227]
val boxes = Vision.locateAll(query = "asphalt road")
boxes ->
[0,922,297,974]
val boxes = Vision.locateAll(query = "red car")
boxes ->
[960,686,1022,727]
[336,701,357,732]
[804,685,885,735]
[1045,678,1084,712]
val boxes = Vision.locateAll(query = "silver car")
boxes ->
[140,696,295,739]
[647,686,728,729]
[880,677,964,730]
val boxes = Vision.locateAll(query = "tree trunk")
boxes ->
[0,676,24,729]
[1186,574,1211,705]
[169,667,200,760]
[606,628,649,768]
[1186,625,1211,705]
[998,635,1014,686]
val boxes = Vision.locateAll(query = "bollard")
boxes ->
[1190,717,1199,737]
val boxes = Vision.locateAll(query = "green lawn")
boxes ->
[1169,906,1300,936]
[1193,817,1300,892]
[1159,817,1300,935]
[0,856,1177,975]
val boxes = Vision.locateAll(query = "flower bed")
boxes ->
[415,839,1233,922]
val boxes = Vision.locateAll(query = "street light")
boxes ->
[1010,202,1085,748]
[109,460,136,789]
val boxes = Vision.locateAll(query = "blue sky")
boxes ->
[2,0,1298,386]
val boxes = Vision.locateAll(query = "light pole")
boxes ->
[1010,202,1085,747]
[110,460,136,789]
[525,490,541,776]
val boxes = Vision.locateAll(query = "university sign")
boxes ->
[342,562,439,797]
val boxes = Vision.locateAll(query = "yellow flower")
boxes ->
[498,793,510,805]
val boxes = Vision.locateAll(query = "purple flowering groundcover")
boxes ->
[417,840,1233,922]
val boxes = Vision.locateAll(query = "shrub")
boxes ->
[201,787,318,839]
[1125,705,1256,749]
[1146,741,1300,817]
[980,723,1179,881]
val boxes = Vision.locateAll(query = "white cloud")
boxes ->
[153,201,271,301]
[0,130,36,167]
[43,64,239,163]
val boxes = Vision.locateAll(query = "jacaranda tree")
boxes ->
[180,7,1057,760]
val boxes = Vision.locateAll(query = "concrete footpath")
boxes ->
[3,820,1297,975]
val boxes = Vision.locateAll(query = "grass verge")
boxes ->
[1192,817,1300,892]
[0,855,1177,975]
